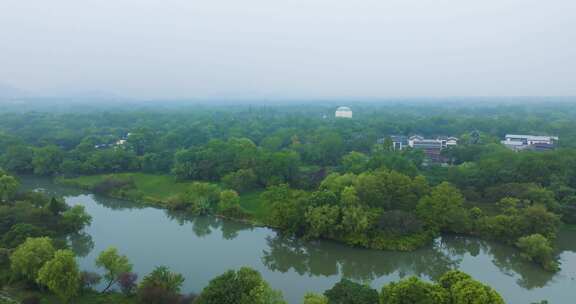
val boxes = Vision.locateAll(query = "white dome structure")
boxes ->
[335,106,352,118]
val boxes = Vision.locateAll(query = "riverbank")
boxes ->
[17,176,576,304]
[56,173,269,222]
[55,173,433,252]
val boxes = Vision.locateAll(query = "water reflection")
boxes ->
[20,176,576,304]
[262,236,459,282]
[68,232,95,258]
[165,210,250,240]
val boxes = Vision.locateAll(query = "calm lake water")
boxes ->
[21,177,576,304]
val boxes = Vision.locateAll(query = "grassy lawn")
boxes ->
[59,173,270,222]
[60,173,195,201]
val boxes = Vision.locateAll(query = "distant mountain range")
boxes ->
[0,82,29,99]
[0,83,125,101]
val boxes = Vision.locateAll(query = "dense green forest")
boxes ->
[0,100,575,303]
[1,101,574,271]
[0,172,504,304]
[0,171,508,303]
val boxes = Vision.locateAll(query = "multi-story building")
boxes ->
[501,134,558,151]
[380,135,458,163]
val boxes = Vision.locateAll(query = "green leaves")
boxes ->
[37,249,80,303]
[0,173,18,202]
[416,182,468,232]
[517,234,559,271]
[196,267,285,304]
[10,237,55,282]
[95,247,133,292]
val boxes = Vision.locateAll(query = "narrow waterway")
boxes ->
[22,177,576,304]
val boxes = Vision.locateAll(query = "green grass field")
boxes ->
[59,173,270,222]
[60,173,195,201]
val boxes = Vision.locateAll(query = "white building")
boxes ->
[335,106,352,118]
[503,134,557,145]
[501,134,558,151]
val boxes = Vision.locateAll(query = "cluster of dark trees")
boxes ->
[0,170,91,259]
[1,102,575,271]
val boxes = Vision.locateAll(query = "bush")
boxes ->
[516,234,559,271]
[324,278,379,304]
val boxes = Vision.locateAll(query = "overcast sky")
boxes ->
[1,0,575,99]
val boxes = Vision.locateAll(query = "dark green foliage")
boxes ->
[196,267,285,304]
[380,276,447,304]
[1,223,45,248]
[222,169,258,193]
[324,278,379,304]
[417,182,469,233]
[378,210,424,236]
[2,102,576,272]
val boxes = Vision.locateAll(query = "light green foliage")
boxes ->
[95,247,133,291]
[0,172,19,202]
[320,173,358,195]
[340,186,360,206]
[196,267,286,304]
[380,276,448,304]
[61,205,92,232]
[305,205,341,238]
[303,293,328,304]
[417,182,468,232]
[218,189,246,218]
[354,170,426,210]
[340,206,371,235]
[36,249,80,303]
[10,237,55,282]
[341,151,369,174]
[438,270,504,304]
[264,184,308,234]
[516,234,559,271]
[437,270,472,290]
[172,182,221,214]
[449,278,505,304]
[479,200,561,243]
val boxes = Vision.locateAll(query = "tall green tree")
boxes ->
[196,267,286,304]
[417,182,468,232]
[0,172,19,202]
[32,145,64,176]
[36,249,80,303]
[95,247,133,292]
[380,276,447,304]
[324,278,379,304]
[10,237,55,282]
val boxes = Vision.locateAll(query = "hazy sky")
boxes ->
[1,0,575,99]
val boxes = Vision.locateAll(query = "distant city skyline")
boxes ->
[1,0,575,99]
